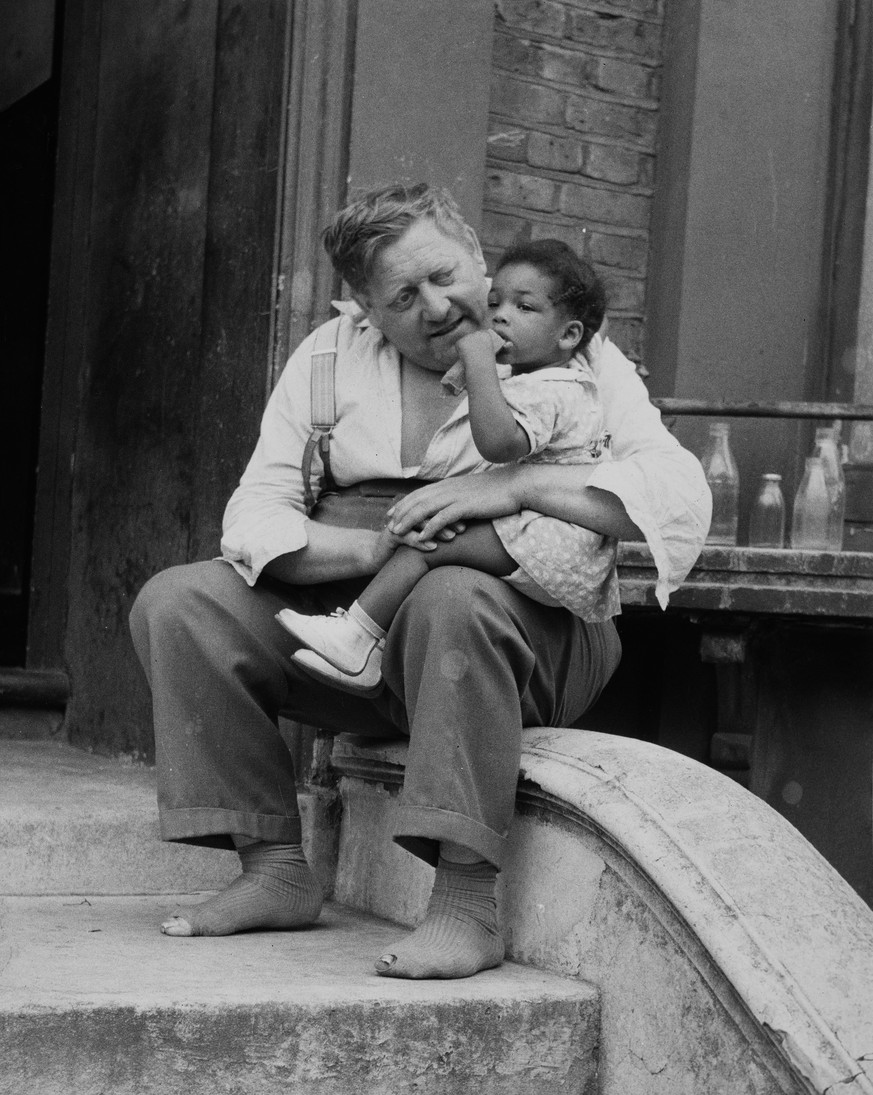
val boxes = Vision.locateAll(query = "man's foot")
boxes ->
[374,858,504,979]
[275,604,385,675]
[160,841,323,937]
[292,646,385,696]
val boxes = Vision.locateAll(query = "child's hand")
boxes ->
[456,328,505,363]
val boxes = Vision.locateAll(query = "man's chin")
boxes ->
[427,336,465,368]
[409,347,458,373]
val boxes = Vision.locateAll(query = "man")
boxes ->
[130,183,710,979]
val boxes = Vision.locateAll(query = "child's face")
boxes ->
[487,262,578,370]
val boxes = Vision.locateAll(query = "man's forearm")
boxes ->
[512,464,643,540]
[387,463,644,543]
[262,523,381,585]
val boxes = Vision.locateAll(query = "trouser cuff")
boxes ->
[391,806,506,870]
[159,807,302,849]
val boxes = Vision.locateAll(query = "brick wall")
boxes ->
[482,0,666,363]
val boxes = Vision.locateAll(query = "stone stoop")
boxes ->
[0,740,600,1095]
[0,738,337,897]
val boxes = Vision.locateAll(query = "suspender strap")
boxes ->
[301,317,341,513]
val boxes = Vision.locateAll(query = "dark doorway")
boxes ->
[0,77,59,665]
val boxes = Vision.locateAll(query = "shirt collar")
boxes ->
[331,299,371,328]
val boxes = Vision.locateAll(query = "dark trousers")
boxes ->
[129,560,621,868]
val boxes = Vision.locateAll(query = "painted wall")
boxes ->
[647,0,839,538]
[346,0,494,229]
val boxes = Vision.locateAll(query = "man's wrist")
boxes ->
[502,462,534,510]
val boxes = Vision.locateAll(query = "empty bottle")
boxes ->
[812,426,845,551]
[701,422,739,545]
[791,456,830,550]
[748,473,785,548]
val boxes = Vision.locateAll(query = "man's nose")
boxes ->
[419,283,451,321]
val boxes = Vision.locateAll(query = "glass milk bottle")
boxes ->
[791,456,830,550]
[748,473,785,548]
[812,426,845,550]
[701,422,739,545]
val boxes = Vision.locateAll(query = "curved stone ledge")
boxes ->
[517,729,873,1094]
[331,729,873,1095]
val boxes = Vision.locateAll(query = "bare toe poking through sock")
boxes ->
[374,858,504,979]
[160,916,195,937]
[159,842,323,937]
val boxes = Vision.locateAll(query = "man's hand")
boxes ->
[369,524,438,571]
[387,469,523,542]
[368,520,467,571]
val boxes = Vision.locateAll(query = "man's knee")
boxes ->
[130,561,230,644]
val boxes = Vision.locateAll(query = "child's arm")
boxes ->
[455,330,531,463]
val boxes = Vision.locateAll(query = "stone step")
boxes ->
[0,738,337,896]
[0,738,600,1094]
[0,895,599,1095]
[0,738,239,895]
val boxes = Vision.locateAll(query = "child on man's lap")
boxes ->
[277,239,616,694]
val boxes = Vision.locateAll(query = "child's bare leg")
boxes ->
[278,522,516,692]
[359,521,515,629]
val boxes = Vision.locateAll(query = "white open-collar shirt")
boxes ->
[221,305,712,610]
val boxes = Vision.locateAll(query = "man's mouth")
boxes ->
[428,316,465,340]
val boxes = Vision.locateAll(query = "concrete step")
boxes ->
[0,738,239,895]
[0,738,600,1094]
[0,896,599,1095]
[0,738,341,896]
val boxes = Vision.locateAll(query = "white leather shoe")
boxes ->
[276,607,382,674]
[291,646,385,697]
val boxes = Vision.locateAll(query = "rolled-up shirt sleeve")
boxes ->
[220,329,320,586]
[588,336,712,608]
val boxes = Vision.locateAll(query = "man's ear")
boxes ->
[351,290,372,317]
[559,319,585,352]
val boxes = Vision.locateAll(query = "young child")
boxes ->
[276,239,620,694]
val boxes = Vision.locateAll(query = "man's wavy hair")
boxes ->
[322,183,474,295]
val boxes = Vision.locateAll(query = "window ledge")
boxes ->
[618,543,873,618]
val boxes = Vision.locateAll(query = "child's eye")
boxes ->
[487,296,499,309]
[518,303,534,312]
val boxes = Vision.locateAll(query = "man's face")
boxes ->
[356,219,489,372]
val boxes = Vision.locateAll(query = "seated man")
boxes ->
[129,182,710,979]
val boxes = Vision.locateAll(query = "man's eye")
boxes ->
[392,289,415,310]
[433,270,454,286]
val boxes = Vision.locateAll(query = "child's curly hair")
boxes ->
[496,239,607,349]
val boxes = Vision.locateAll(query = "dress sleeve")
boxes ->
[500,375,562,455]
[219,325,326,586]
[586,336,712,608]
[500,372,603,457]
